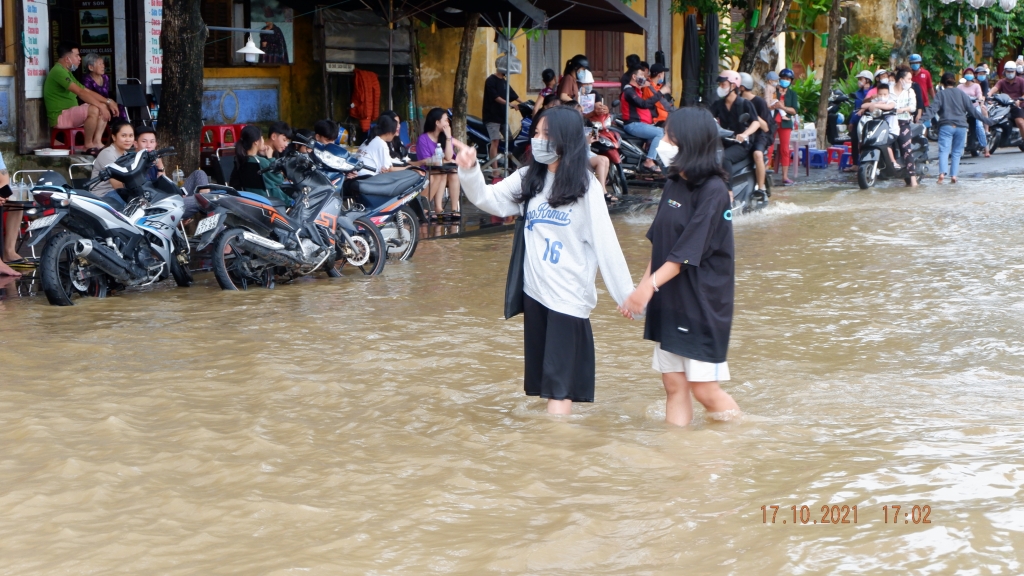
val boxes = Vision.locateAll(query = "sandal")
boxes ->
[605,193,620,205]
[639,164,662,174]
[4,258,28,266]
[782,178,794,186]
[84,147,102,157]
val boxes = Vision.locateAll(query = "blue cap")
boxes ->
[909,54,922,63]
[766,71,780,81]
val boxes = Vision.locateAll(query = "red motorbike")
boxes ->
[588,113,629,198]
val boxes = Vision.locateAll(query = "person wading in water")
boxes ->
[452,106,635,415]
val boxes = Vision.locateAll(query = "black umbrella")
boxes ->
[703,11,719,106]
[682,13,700,106]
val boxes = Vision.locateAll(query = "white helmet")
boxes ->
[580,70,594,84]
[1004,61,1016,72]
[739,72,754,91]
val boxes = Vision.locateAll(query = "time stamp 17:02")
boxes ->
[761,504,933,525]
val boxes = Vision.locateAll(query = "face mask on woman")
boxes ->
[902,79,913,89]
[965,74,975,81]
[656,140,678,166]
[576,70,587,82]
[716,86,731,98]
[978,74,988,81]
[531,138,560,164]
[779,79,791,88]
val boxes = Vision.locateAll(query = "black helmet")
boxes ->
[571,54,589,70]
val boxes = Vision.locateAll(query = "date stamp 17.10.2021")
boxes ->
[761,504,933,525]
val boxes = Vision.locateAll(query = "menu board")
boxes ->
[23,0,50,98]
[144,0,163,91]
[77,0,113,75]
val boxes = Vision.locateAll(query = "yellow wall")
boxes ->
[561,30,586,72]
[672,12,684,103]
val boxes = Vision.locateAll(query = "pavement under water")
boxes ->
[1,170,1024,573]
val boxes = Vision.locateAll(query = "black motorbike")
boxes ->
[193,149,386,290]
[964,97,986,158]
[825,89,852,146]
[985,93,1024,154]
[856,111,930,189]
[719,117,770,214]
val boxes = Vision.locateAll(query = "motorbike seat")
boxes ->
[239,190,288,208]
[350,171,425,198]
[731,155,753,174]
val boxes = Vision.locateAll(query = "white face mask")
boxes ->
[577,70,587,82]
[716,86,731,98]
[656,140,678,166]
[531,138,559,164]
[1007,72,1017,79]
[581,85,592,95]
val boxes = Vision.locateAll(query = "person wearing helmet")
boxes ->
[976,64,991,95]
[771,68,799,185]
[909,53,934,107]
[846,70,875,170]
[710,70,760,196]
[737,72,771,193]
[989,60,1024,137]
[483,62,522,162]
[559,54,589,103]
[621,65,671,173]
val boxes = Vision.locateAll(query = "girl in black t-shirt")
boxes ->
[620,108,741,427]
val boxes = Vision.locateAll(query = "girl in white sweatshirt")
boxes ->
[453,106,634,415]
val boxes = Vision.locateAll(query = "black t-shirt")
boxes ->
[483,74,519,124]
[643,175,735,363]
[710,96,758,136]
[748,95,773,139]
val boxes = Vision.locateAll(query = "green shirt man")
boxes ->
[43,63,85,127]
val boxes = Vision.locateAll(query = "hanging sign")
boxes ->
[144,0,163,91]
[325,62,355,73]
[23,0,50,98]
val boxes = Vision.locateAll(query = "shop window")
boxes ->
[202,0,233,67]
[527,31,560,92]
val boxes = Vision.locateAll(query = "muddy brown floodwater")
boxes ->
[2,176,1024,574]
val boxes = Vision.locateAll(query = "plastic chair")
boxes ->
[838,152,854,171]
[51,128,87,153]
[826,146,845,165]
[808,149,829,169]
[202,125,239,150]
[399,121,409,146]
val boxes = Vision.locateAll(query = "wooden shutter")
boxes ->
[585,31,624,82]
[201,0,232,67]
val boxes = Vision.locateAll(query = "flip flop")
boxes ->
[4,258,28,266]
[783,179,794,186]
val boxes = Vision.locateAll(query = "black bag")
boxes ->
[503,215,526,319]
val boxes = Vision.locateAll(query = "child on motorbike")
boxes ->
[864,83,901,169]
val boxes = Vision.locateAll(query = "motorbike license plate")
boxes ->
[27,214,59,231]
[194,215,220,237]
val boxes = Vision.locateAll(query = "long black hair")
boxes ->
[423,107,447,149]
[563,54,587,77]
[517,106,591,208]
[664,107,727,187]
[235,124,263,171]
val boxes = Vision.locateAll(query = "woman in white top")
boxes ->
[452,106,635,415]
[891,68,919,187]
[357,113,407,177]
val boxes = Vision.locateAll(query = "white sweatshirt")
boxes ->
[459,165,635,319]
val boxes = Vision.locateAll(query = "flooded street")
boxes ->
[2,175,1024,574]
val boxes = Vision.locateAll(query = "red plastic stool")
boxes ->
[827,146,845,165]
[51,128,87,153]
[201,125,240,150]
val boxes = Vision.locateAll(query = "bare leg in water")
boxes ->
[547,399,572,415]
[662,372,740,427]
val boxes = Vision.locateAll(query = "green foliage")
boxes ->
[789,75,822,123]
[916,0,1024,73]
[842,34,893,77]
[829,74,861,119]
[786,0,831,66]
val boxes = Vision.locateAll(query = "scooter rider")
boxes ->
[709,70,760,199]
[847,70,875,171]
[988,61,1024,139]
[976,64,992,96]
[738,72,771,195]
[620,65,672,174]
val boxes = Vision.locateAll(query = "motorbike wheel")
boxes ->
[328,216,387,277]
[857,161,877,189]
[384,205,420,261]
[608,165,626,199]
[1018,144,1024,152]
[40,230,101,306]
[988,132,1000,155]
[212,228,274,290]
[170,257,193,288]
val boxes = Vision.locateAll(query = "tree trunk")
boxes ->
[737,0,792,75]
[891,0,922,66]
[816,0,842,150]
[451,14,480,144]
[158,0,207,174]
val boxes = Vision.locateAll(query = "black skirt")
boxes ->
[523,293,596,403]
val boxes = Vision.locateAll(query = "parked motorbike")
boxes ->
[985,94,1024,154]
[193,149,386,290]
[462,101,533,176]
[825,89,852,146]
[589,119,629,199]
[855,111,930,189]
[311,139,428,261]
[26,148,193,306]
[719,119,770,214]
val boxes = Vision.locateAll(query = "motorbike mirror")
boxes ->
[739,113,751,125]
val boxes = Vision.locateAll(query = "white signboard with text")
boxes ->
[144,0,162,92]
[23,0,50,98]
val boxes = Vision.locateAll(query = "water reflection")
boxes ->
[2,176,1023,573]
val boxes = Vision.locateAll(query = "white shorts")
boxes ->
[651,343,730,382]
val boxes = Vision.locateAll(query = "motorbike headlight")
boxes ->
[598,137,614,147]
[313,148,355,172]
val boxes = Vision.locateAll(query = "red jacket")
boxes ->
[620,84,660,124]
[352,69,381,132]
